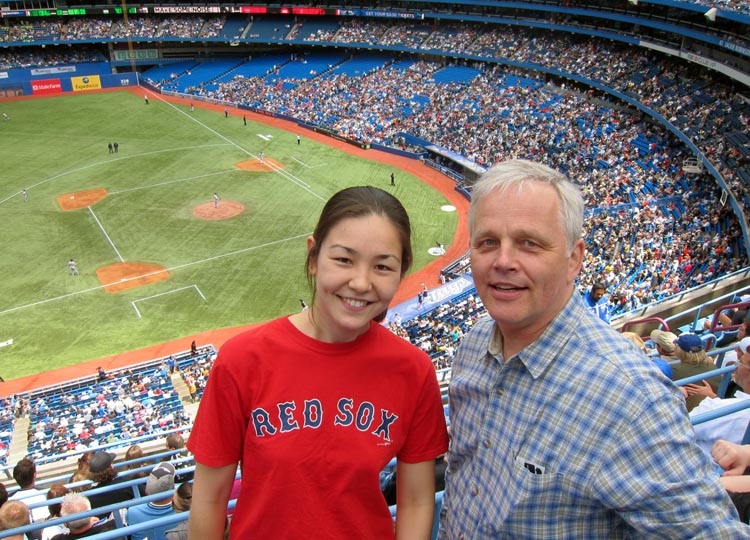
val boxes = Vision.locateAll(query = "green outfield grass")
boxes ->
[0,91,457,380]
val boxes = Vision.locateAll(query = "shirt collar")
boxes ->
[487,290,581,378]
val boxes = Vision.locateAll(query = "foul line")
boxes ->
[88,207,124,262]
[159,94,322,200]
[291,156,328,169]
[131,285,206,319]
[0,232,310,316]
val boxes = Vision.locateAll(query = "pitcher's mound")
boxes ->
[97,262,169,293]
[193,200,245,220]
[58,188,108,210]
[235,158,284,171]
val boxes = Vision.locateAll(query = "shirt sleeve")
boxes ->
[396,358,449,464]
[595,391,748,537]
[187,351,248,466]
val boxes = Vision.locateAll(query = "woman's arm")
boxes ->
[394,460,436,540]
[188,462,237,540]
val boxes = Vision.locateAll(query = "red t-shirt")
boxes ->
[188,317,448,539]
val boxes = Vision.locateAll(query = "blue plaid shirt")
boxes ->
[439,292,750,539]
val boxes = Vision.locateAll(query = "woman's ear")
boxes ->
[306,236,317,276]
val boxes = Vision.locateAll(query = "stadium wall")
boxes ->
[0,63,137,96]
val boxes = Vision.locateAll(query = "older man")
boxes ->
[438,159,750,539]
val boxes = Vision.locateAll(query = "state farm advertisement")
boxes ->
[31,79,62,95]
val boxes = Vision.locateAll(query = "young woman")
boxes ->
[188,186,448,539]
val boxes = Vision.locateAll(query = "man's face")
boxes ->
[470,182,584,350]
[734,351,750,392]
[592,287,605,302]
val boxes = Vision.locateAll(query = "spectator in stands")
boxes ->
[582,282,610,324]
[67,453,93,493]
[41,484,70,540]
[439,159,749,538]
[165,433,192,482]
[50,493,115,540]
[673,333,722,411]
[84,451,135,518]
[126,461,176,540]
[188,186,448,539]
[690,337,750,457]
[650,328,680,363]
[9,458,47,523]
[123,444,149,495]
[0,500,30,540]
[165,481,192,540]
[622,331,672,378]
[0,482,7,506]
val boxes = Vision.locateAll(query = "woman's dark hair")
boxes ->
[46,484,70,518]
[305,186,413,321]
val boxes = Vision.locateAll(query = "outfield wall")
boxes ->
[0,63,137,96]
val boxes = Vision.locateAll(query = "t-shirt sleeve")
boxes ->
[187,350,248,466]
[397,358,449,464]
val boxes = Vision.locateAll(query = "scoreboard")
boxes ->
[2,6,423,19]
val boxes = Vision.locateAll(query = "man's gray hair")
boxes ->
[60,492,93,531]
[469,159,584,253]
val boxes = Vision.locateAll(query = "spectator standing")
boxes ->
[582,282,610,324]
[438,159,750,539]
[166,355,176,374]
[188,186,448,539]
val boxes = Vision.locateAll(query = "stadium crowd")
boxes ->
[2,5,750,538]
[1,16,749,320]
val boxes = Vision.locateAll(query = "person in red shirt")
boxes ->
[188,186,448,539]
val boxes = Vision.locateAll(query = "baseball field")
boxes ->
[0,88,462,383]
